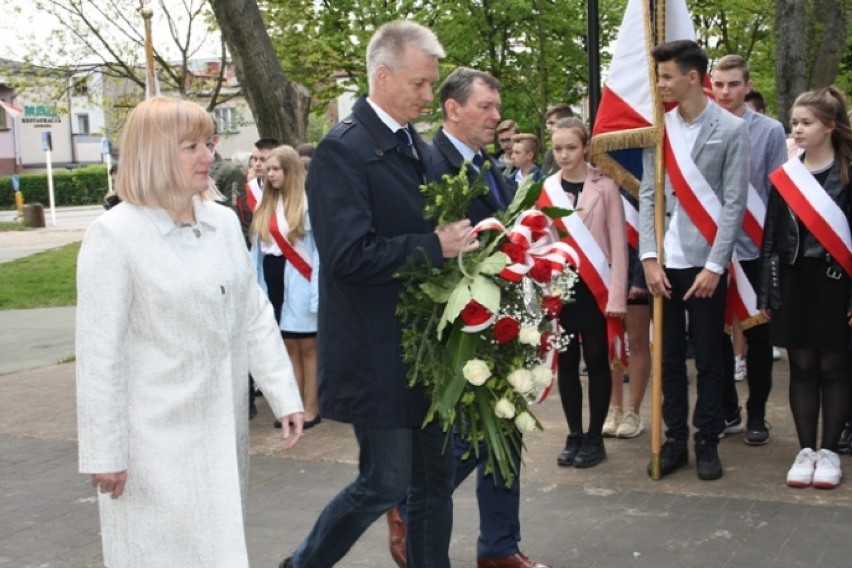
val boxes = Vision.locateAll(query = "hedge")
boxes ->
[0,165,109,208]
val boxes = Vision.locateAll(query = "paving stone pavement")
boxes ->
[2,356,852,567]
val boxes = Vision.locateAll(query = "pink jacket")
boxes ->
[562,166,628,315]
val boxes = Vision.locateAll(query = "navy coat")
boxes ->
[428,128,515,225]
[307,96,444,428]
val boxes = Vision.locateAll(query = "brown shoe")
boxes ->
[477,551,551,568]
[386,506,407,568]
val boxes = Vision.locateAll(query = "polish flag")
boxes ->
[590,0,699,194]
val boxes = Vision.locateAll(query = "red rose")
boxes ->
[528,259,552,284]
[460,300,493,326]
[493,316,521,344]
[541,295,563,319]
[522,214,548,232]
[500,242,526,265]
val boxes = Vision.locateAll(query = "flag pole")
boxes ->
[649,0,666,480]
[140,5,157,99]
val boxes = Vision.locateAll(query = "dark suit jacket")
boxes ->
[427,128,515,224]
[307,95,444,428]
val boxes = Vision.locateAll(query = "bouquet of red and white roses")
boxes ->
[397,164,577,486]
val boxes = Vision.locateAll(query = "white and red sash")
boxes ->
[662,110,764,328]
[269,198,313,281]
[621,194,639,250]
[538,173,627,368]
[245,178,263,212]
[741,182,766,248]
[769,158,852,276]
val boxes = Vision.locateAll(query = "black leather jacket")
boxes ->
[758,159,852,311]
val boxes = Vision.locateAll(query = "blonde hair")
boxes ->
[116,97,220,209]
[250,145,307,244]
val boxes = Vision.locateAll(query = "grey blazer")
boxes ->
[638,101,750,270]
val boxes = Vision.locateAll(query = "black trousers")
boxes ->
[662,267,728,441]
[722,259,774,422]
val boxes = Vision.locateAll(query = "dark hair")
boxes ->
[254,138,281,150]
[652,39,708,82]
[745,90,766,113]
[545,103,574,121]
[793,86,852,185]
[438,67,501,120]
[296,143,315,158]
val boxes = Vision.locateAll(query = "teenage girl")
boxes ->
[251,145,320,429]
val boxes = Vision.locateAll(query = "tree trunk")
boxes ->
[208,0,310,145]
[774,0,807,129]
[809,0,849,88]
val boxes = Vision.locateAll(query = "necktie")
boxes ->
[396,127,417,160]
[472,152,505,209]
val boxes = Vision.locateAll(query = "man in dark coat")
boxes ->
[390,67,548,568]
[280,21,476,568]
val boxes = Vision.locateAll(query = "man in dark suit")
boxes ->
[279,21,476,568]
[390,67,548,568]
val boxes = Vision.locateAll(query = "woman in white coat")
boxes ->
[75,96,305,568]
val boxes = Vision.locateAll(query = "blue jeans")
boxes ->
[662,267,727,441]
[398,433,522,558]
[292,423,454,568]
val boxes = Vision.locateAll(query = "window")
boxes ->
[0,105,6,129]
[76,113,90,134]
[213,107,237,134]
[72,77,88,96]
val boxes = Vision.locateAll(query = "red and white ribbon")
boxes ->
[245,178,263,212]
[269,199,313,281]
[538,173,627,368]
[622,194,639,250]
[769,158,852,277]
[663,110,763,327]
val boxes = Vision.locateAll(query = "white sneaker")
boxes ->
[734,356,746,382]
[772,347,782,361]
[813,449,842,489]
[786,448,817,487]
[617,409,644,438]
[602,406,622,437]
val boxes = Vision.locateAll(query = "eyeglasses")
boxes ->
[498,137,513,144]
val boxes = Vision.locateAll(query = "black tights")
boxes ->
[558,328,612,436]
[788,349,851,451]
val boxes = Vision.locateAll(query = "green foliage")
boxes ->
[0,221,30,231]
[0,242,80,309]
[0,166,108,208]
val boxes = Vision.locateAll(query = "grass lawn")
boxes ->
[0,221,31,231]
[0,242,79,309]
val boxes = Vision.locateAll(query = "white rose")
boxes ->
[531,364,553,389]
[514,411,538,432]
[462,359,491,386]
[494,398,516,419]
[518,326,541,346]
[506,369,534,395]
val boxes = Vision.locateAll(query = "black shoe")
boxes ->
[648,438,688,477]
[573,433,607,468]
[557,433,584,467]
[274,419,282,428]
[303,416,322,430]
[838,422,852,454]
[719,406,745,439]
[695,437,723,480]
[278,557,293,568]
[744,417,770,446]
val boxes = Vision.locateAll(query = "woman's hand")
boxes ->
[279,412,304,450]
[92,471,127,499]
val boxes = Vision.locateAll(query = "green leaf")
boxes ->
[470,275,501,314]
[438,325,482,416]
[476,252,509,276]
[540,205,574,220]
[437,279,472,339]
[420,271,461,303]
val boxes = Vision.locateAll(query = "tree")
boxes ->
[208,0,310,144]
